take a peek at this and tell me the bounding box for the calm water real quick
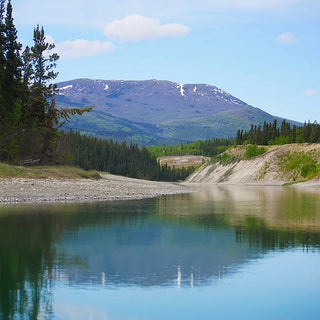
[1,185,320,320]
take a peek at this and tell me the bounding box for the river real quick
[1,185,320,319]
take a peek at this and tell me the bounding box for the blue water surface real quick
[1,185,320,320]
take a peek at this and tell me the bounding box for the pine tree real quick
[0,1,91,163]
[0,0,6,123]
[3,0,22,113]
[29,25,59,126]
[20,46,33,124]
[0,0,23,161]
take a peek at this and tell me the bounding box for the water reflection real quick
[1,186,320,319]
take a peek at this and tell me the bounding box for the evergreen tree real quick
[2,0,21,111]
[236,119,320,146]
[0,1,91,163]
[0,0,22,161]
[29,25,59,126]
[0,0,6,123]
[20,46,33,124]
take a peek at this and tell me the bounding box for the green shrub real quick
[301,163,317,178]
[278,150,320,180]
[214,153,238,165]
[245,145,266,158]
[268,136,290,146]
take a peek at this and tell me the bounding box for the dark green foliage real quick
[199,138,235,157]
[0,1,5,96]
[0,1,89,164]
[28,25,59,126]
[236,119,320,146]
[0,0,22,162]
[57,130,194,181]
[2,0,21,113]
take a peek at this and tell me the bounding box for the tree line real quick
[57,130,194,181]
[148,138,235,158]
[236,119,320,145]
[0,0,89,164]
[198,138,235,156]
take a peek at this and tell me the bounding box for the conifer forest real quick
[0,0,194,181]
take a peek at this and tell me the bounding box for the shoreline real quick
[0,174,192,204]
[184,179,320,188]
[1,174,320,205]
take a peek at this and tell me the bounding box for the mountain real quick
[56,78,299,145]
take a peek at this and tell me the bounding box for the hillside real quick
[187,144,320,185]
[56,79,300,145]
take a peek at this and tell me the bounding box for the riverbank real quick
[187,143,320,185]
[0,174,191,204]
[2,173,320,205]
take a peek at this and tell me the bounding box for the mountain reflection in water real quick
[1,185,320,319]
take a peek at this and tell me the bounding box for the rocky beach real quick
[0,174,191,204]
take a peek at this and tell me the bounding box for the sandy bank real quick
[187,144,320,186]
[182,180,320,189]
[290,179,320,188]
[0,174,191,204]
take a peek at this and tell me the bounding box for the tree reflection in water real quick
[0,210,56,319]
[0,185,320,319]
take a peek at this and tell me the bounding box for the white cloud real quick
[103,15,190,42]
[275,32,297,44]
[55,39,114,59]
[304,89,318,96]
[44,34,55,45]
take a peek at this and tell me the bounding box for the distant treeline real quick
[198,138,235,156]
[236,120,320,145]
[148,138,235,158]
[58,130,195,181]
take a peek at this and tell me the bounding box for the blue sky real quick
[13,0,320,123]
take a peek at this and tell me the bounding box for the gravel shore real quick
[0,174,191,204]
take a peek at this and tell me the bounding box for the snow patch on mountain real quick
[59,85,73,91]
[213,88,228,96]
[177,83,185,97]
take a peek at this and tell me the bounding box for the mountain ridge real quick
[56,78,300,145]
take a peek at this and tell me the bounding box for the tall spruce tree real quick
[29,25,59,126]
[0,0,23,161]
[20,45,33,125]
[0,0,6,125]
[3,0,22,114]
[0,1,91,163]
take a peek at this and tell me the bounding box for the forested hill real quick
[56,79,301,145]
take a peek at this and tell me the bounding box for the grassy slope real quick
[0,163,101,179]
[147,141,202,158]
[62,106,301,146]
[63,110,167,145]
[160,107,296,140]
[213,144,320,183]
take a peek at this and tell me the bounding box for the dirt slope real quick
[187,144,320,185]
[158,155,210,168]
